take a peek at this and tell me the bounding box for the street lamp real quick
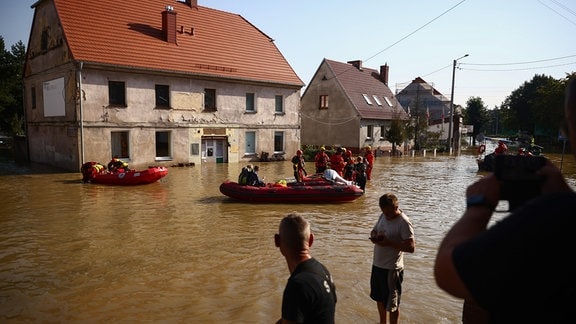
[447,54,468,153]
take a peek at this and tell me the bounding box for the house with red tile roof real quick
[23,0,304,171]
[300,59,409,154]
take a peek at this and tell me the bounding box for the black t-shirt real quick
[453,192,576,323]
[281,258,336,324]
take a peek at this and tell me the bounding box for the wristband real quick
[466,195,495,210]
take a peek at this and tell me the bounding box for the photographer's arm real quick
[537,160,572,194]
[434,175,500,299]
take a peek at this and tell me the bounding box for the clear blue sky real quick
[2,0,575,109]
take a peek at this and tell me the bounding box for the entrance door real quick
[201,137,228,163]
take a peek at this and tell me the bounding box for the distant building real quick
[300,59,408,154]
[396,77,464,146]
[23,0,303,171]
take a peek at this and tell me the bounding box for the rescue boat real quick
[219,179,364,203]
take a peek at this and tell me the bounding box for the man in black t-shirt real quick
[274,214,336,324]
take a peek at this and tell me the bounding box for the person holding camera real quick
[434,78,576,323]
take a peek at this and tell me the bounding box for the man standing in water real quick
[434,78,576,322]
[275,213,336,324]
[369,193,415,324]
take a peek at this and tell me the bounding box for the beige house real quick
[300,59,408,154]
[23,0,304,171]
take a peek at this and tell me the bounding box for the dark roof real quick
[42,0,303,87]
[324,59,407,120]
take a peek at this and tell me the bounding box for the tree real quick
[501,74,555,135]
[0,36,26,136]
[463,97,489,146]
[385,116,405,155]
[500,73,574,145]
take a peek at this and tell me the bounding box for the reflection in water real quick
[1,152,575,323]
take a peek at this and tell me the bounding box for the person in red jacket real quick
[291,150,306,182]
[494,140,508,155]
[329,147,345,176]
[314,146,330,174]
[364,146,375,180]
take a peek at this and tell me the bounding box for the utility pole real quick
[447,54,468,153]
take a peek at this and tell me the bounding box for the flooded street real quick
[1,151,575,323]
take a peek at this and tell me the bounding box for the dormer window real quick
[384,97,393,107]
[362,94,373,105]
[372,95,382,106]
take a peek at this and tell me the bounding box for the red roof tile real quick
[50,0,303,87]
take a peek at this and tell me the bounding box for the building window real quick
[155,131,171,160]
[204,88,216,111]
[246,93,255,112]
[190,143,200,156]
[108,81,126,107]
[384,97,393,107]
[319,95,328,109]
[362,94,373,105]
[245,131,256,154]
[275,95,284,113]
[372,95,382,106]
[111,131,130,159]
[367,125,374,139]
[31,86,36,109]
[274,131,284,153]
[380,126,386,139]
[155,84,170,108]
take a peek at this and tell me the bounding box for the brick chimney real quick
[162,6,177,44]
[347,60,363,70]
[185,0,198,8]
[380,64,389,85]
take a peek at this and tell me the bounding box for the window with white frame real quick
[367,125,374,139]
[362,94,373,105]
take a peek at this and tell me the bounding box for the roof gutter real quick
[77,61,85,166]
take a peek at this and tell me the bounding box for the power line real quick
[538,0,576,26]
[462,61,576,72]
[463,54,576,66]
[363,0,468,64]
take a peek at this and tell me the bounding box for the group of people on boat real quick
[236,145,374,192]
[314,145,373,190]
[238,164,265,187]
[81,158,130,183]
[289,146,373,191]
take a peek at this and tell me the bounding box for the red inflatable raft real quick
[82,163,168,186]
[219,180,364,203]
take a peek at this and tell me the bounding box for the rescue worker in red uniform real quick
[364,146,375,180]
[314,146,330,174]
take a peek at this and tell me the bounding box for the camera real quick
[494,155,547,211]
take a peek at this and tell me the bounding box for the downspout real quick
[77,61,84,166]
